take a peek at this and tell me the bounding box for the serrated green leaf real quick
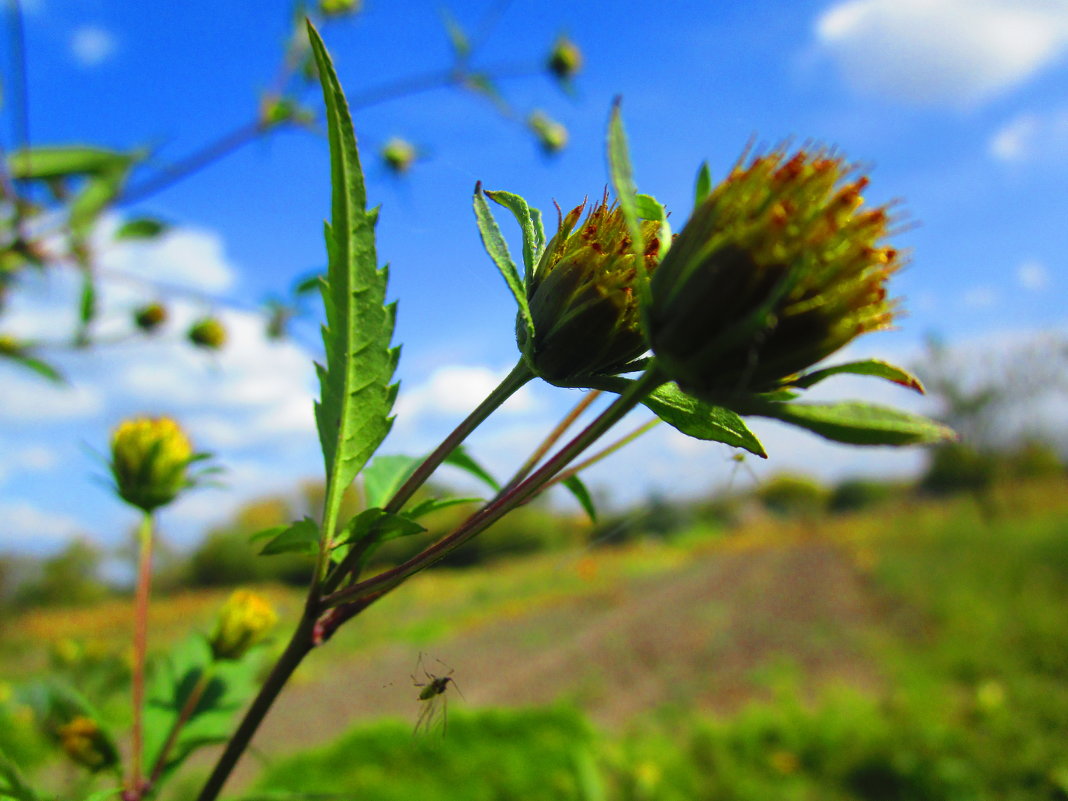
[472,184,535,342]
[115,216,169,241]
[694,161,711,208]
[362,454,420,508]
[444,444,500,491]
[6,146,130,180]
[791,359,926,393]
[406,496,481,518]
[562,474,597,522]
[752,401,956,446]
[483,189,544,279]
[255,518,320,556]
[308,23,399,494]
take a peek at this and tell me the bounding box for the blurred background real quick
[1,1,1067,799]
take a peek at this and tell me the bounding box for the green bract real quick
[109,417,196,512]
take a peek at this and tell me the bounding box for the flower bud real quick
[110,417,194,512]
[520,195,661,385]
[55,716,118,773]
[209,589,278,661]
[0,333,21,356]
[319,0,361,17]
[134,302,167,333]
[381,137,417,174]
[546,35,582,82]
[188,317,227,350]
[528,111,568,155]
[648,147,901,401]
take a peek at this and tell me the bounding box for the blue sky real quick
[1,0,1066,555]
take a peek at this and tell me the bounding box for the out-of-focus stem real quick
[128,512,154,798]
[500,390,601,493]
[547,418,660,490]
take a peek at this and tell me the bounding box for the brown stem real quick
[547,418,660,490]
[128,513,154,798]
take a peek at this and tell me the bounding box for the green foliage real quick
[188,527,311,588]
[757,474,830,518]
[829,478,901,513]
[13,540,109,608]
[308,23,399,502]
[750,400,956,447]
[251,707,598,801]
[920,443,997,497]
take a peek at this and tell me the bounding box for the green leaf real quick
[791,359,926,393]
[472,184,535,342]
[562,475,597,522]
[694,161,712,208]
[483,189,545,280]
[642,383,767,457]
[308,22,399,494]
[293,271,325,295]
[253,518,320,556]
[115,217,169,241]
[1,351,64,383]
[634,193,671,258]
[607,101,648,301]
[406,496,482,518]
[362,454,420,508]
[753,401,956,446]
[440,8,470,60]
[77,270,96,337]
[0,750,46,801]
[6,146,131,180]
[83,789,122,801]
[339,507,425,548]
[444,444,500,491]
[69,168,131,236]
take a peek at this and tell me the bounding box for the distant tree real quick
[14,538,109,607]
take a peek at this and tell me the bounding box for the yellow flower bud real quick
[188,316,227,349]
[110,416,194,512]
[209,590,278,661]
[520,195,661,385]
[528,111,568,155]
[381,137,417,174]
[56,716,118,773]
[134,302,167,332]
[547,35,582,82]
[648,146,901,402]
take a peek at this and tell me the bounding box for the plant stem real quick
[128,512,154,798]
[499,390,601,493]
[325,367,664,607]
[547,418,660,490]
[195,610,317,801]
[147,665,214,789]
[323,360,534,595]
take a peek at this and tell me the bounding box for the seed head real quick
[209,589,279,661]
[520,193,660,385]
[110,417,195,512]
[647,146,901,401]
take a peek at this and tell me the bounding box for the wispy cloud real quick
[70,25,117,68]
[989,109,1068,163]
[814,0,1068,106]
[1017,260,1051,291]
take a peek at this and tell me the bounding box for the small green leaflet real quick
[251,518,320,556]
[607,101,651,312]
[6,145,132,180]
[562,474,597,522]
[643,383,767,457]
[338,507,425,549]
[472,183,535,343]
[406,496,482,518]
[483,189,546,280]
[115,217,169,241]
[362,454,420,508]
[1,351,64,383]
[753,401,956,446]
[307,22,400,494]
[790,359,926,393]
[694,161,712,208]
[444,444,500,492]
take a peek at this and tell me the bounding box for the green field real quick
[3,478,1067,800]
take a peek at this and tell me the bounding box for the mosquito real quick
[411,653,464,735]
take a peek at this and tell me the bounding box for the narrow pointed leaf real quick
[7,145,131,180]
[694,161,711,208]
[308,22,399,493]
[753,401,956,446]
[406,496,482,518]
[607,102,642,255]
[473,183,535,341]
[115,217,169,241]
[791,359,926,393]
[444,444,500,491]
[562,474,597,522]
[2,351,64,383]
[484,189,543,278]
[440,8,470,60]
[254,518,320,556]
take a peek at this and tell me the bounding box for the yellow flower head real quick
[209,590,279,661]
[110,416,195,512]
[56,716,118,773]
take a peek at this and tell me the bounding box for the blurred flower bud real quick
[518,194,661,385]
[319,0,362,17]
[528,111,568,155]
[188,317,227,350]
[110,417,195,512]
[381,137,417,174]
[56,716,118,773]
[209,589,278,661]
[0,333,21,356]
[648,147,901,401]
[134,302,167,333]
[546,35,582,82]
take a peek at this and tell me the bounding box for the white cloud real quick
[989,109,1068,163]
[0,500,83,550]
[394,364,537,426]
[1017,260,1051,290]
[98,220,237,294]
[70,25,116,68]
[815,0,1068,106]
[0,368,103,421]
[963,285,998,308]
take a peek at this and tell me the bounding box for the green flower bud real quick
[547,35,582,81]
[110,417,195,512]
[209,589,279,661]
[188,317,227,350]
[528,111,568,155]
[319,0,361,17]
[648,147,901,402]
[134,302,167,333]
[381,137,417,174]
[520,195,661,385]
[55,716,119,773]
[0,333,21,356]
